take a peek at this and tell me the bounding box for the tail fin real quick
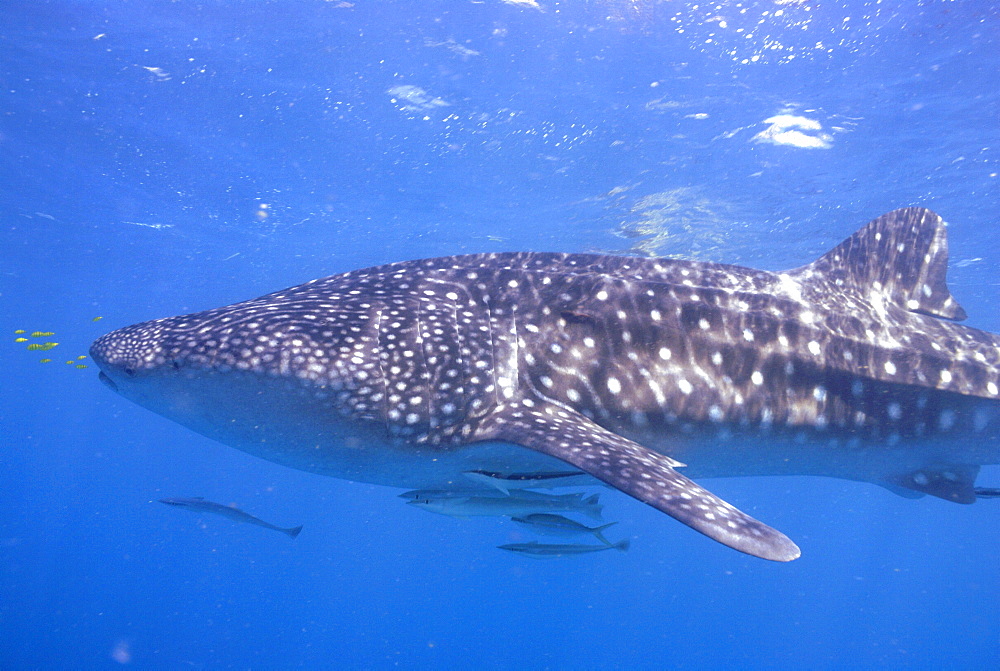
[613,538,630,552]
[283,525,303,539]
[591,521,618,546]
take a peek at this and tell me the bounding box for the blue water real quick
[2,1,998,668]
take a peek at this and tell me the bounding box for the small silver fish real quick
[398,488,497,500]
[974,487,1000,499]
[511,513,618,545]
[498,539,630,558]
[159,497,303,538]
[407,491,602,521]
[462,469,593,494]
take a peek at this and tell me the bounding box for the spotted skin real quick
[477,399,799,560]
[91,208,1000,561]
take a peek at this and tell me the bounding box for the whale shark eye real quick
[123,367,136,377]
[171,360,181,370]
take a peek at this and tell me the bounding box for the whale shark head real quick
[91,302,380,435]
[89,264,566,487]
[91,305,377,414]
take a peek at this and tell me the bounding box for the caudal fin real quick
[592,521,619,546]
[283,525,304,539]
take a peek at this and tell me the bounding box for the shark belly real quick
[628,417,996,503]
[114,368,573,489]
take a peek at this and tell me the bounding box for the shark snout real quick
[90,338,127,393]
[89,323,163,391]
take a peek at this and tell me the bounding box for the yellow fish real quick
[40,359,52,363]
[92,316,103,322]
[76,364,88,369]
[27,342,58,351]
[66,360,75,364]
[77,355,87,360]
[30,331,55,337]
[15,337,27,343]
[14,329,25,334]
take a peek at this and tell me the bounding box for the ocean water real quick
[2,1,998,668]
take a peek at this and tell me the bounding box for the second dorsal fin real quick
[793,207,967,320]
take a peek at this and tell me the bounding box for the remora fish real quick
[511,513,618,545]
[498,539,630,558]
[462,469,594,494]
[407,492,604,520]
[159,497,303,538]
[92,208,1000,562]
[398,488,496,500]
[399,487,576,500]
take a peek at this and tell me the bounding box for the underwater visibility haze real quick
[2,1,999,668]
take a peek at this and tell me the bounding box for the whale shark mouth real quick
[98,371,118,393]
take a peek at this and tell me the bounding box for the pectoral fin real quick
[475,399,801,562]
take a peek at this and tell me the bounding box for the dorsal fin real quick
[795,207,967,320]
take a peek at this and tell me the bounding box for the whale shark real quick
[90,208,1000,562]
